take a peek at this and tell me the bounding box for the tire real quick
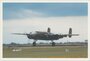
[52,42,55,46]
[33,42,36,46]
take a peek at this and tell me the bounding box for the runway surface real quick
[3,45,88,58]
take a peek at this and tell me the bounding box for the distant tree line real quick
[3,40,88,47]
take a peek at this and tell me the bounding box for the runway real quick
[3,45,87,58]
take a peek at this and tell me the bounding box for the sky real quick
[3,3,88,44]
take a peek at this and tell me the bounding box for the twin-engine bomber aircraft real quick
[13,28,79,46]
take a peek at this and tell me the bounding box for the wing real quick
[12,33,28,35]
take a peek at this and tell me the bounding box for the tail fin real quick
[69,28,72,38]
[47,27,51,33]
[68,28,79,38]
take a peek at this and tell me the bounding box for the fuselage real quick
[27,31,63,40]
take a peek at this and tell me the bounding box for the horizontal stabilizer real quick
[62,28,79,38]
[71,34,79,36]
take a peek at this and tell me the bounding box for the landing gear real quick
[32,40,37,46]
[33,42,36,46]
[51,40,55,46]
[52,42,55,46]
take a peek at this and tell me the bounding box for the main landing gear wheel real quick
[33,42,36,46]
[52,42,55,46]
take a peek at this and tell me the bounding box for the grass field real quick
[3,46,88,58]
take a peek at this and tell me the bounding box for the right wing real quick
[12,33,28,35]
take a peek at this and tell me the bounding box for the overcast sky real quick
[3,3,88,44]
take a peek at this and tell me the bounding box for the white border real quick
[0,1,2,60]
[2,1,89,3]
[1,1,90,61]
[88,1,90,60]
[2,0,89,3]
